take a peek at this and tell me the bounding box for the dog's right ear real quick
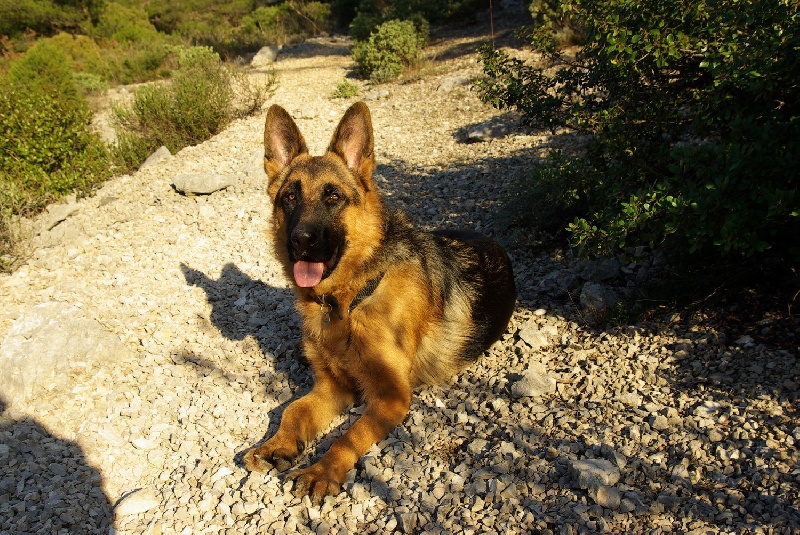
[264,105,308,199]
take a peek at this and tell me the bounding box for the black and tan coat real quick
[243,102,516,501]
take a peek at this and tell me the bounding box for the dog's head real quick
[263,102,383,291]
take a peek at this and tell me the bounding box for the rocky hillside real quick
[1,11,798,534]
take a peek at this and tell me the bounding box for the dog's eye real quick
[328,192,340,202]
[285,192,296,203]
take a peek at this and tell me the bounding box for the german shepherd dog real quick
[243,102,516,501]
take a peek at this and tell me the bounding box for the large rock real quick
[115,487,161,516]
[511,366,557,398]
[139,145,172,169]
[538,269,580,298]
[251,45,281,68]
[172,173,234,195]
[568,458,621,490]
[41,194,80,232]
[575,257,621,282]
[579,282,620,315]
[0,302,132,405]
[437,75,472,92]
[517,319,558,351]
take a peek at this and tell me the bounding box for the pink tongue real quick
[293,261,325,287]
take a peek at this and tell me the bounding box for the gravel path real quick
[1,15,799,535]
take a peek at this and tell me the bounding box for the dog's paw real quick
[242,439,302,473]
[285,463,344,504]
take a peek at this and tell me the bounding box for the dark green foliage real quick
[343,0,486,39]
[477,0,800,259]
[232,2,332,53]
[86,1,176,84]
[138,0,332,57]
[0,41,110,269]
[352,19,426,83]
[0,41,109,199]
[527,0,582,46]
[0,0,103,38]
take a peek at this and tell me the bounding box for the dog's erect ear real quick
[264,105,308,193]
[328,102,375,189]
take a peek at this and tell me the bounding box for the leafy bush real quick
[352,19,426,83]
[527,0,582,46]
[331,79,360,99]
[0,0,102,38]
[112,46,275,172]
[87,2,176,84]
[233,2,332,51]
[0,41,110,270]
[477,0,800,260]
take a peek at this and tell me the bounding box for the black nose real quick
[291,226,318,250]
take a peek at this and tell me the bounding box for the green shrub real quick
[331,79,360,99]
[5,40,83,109]
[477,0,800,260]
[87,2,176,84]
[352,19,426,83]
[0,42,110,269]
[527,0,583,46]
[0,0,101,38]
[112,46,275,172]
[47,33,111,82]
[90,1,162,44]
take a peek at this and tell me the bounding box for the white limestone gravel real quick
[1,13,798,535]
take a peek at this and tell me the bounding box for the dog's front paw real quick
[243,437,303,473]
[286,462,344,503]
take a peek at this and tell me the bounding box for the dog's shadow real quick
[179,262,312,464]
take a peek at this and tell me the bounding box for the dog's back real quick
[374,209,516,385]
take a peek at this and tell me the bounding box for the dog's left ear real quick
[328,102,375,190]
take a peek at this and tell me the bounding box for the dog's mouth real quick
[293,249,339,288]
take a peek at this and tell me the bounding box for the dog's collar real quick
[314,272,385,324]
[349,272,385,313]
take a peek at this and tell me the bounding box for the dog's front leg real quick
[287,379,411,502]
[243,373,356,473]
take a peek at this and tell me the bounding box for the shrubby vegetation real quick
[343,0,483,41]
[0,1,284,269]
[112,46,274,172]
[352,19,426,83]
[0,0,103,38]
[0,40,109,270]
[331,78,360,99]
[134,0,331,57]
[0,0,492,268]
[478,0,800,264]
[345,0,486,83]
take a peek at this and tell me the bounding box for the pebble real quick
[511,368,557,398]
[592,485,621,510]
[116,488,161,515]
[140,146,172,169]
[568,459,621,490]
[171,173,234,195]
